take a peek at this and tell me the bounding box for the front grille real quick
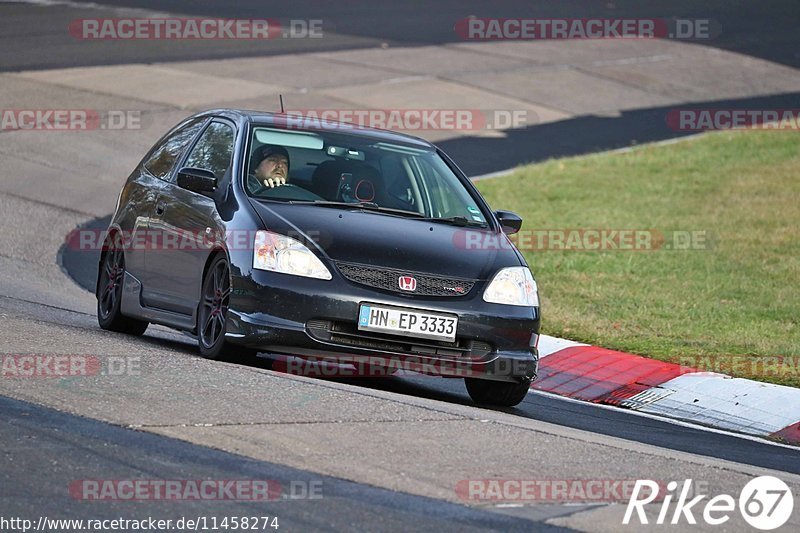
[306,319,493,359]
[335,261,477,297]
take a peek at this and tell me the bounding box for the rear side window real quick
[144,118,206,180]
[184,122,236,179]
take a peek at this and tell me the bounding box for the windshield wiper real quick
[418,215,488,228]
[293,200,425,219]
[292,201,487,227]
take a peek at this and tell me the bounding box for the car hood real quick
[248,200,522,280]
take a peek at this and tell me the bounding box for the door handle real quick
[155,204,165,216]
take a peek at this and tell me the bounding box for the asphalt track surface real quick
[2,1,799,175]
[2,292,798,530]
[2,395,561,532]
[2,0,798,71]
[1,1,800,531]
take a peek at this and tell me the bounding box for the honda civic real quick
[96,109,540,406]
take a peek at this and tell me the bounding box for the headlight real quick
[253,230,332,280]
[483,267,539,306]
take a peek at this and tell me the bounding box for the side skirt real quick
[121,272,196,332]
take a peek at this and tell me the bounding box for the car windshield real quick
[245,126,488,225]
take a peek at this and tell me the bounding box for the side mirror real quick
[177,167,217,194]
[495,210,523,234]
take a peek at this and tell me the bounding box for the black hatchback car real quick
[96,109,540,406]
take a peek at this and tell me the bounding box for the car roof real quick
[200,108,435,149]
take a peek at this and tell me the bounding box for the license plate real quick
[358,303,458,342]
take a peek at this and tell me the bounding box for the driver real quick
[249,145,290,190]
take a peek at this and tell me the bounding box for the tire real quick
[196,254,255,361]
[465,377,532,407]
[97,242,149,335]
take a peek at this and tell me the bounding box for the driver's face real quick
[256,154,288,179]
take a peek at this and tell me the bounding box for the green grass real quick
[476,130,800,386]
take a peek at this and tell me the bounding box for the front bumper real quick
[225,269,540,382]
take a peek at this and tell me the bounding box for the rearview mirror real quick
[177,167,217,194]
[495,210,523,234]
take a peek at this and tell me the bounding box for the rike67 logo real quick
[624,476,794,530]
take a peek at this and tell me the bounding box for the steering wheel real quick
[255,183,324,201]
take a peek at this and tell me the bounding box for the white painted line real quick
[538,334,588,358]
[378,75,436,85]
[528,388,799,450]
[470,167,522,182]
[0,0,178,17]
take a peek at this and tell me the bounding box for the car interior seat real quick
[310,160,354,200]
[349,163,387,205]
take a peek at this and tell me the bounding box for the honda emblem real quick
[398,276,417,291]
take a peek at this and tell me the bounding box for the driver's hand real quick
[263,177,286,188]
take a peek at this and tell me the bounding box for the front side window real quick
[184,122,235,179]
[143,118,206,180]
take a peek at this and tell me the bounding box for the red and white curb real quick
[265,336,800,446]
[535,335,800,446]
